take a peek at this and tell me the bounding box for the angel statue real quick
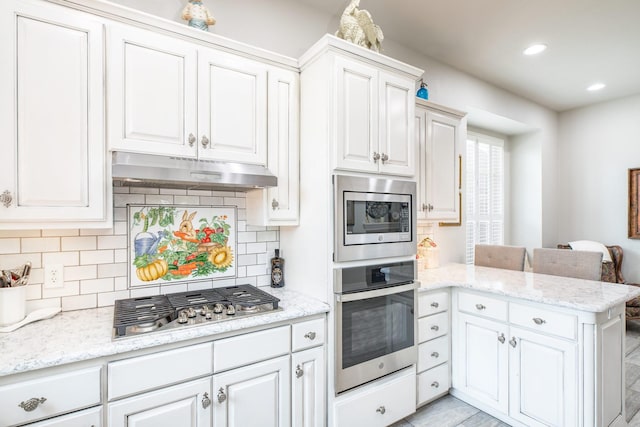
[182,0,216,31]
[335,0,384,52]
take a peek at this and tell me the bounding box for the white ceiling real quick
[297,0,640,112]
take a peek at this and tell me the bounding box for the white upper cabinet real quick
[0,0,110,228]
[416,100,466,221]
[334,55,417,177]
[107,24,198,157]
[108,24,275,166]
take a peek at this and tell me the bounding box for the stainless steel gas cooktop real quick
[113,284,281,339]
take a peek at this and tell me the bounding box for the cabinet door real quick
[378,71,415,176]
[108,377,212,427]
[246,67,299,226]
[509,327,577,427]
[292,347,325,427]
[0,0,108,225]
[213,355,290,427]
[454,313,508,413]
[198,50,267,165]
[27,406,102,427]
[107,24,198,157]
[415,107,428,219]
[423,109,463,221]
[334,56,378,173]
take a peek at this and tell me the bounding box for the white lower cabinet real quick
[212,355,290,427]
[108,377,212,427]
[452,289,621,427]
[26,407,103,427]
[292,346,325,427]
[333,367,416,427]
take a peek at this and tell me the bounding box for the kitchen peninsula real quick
[417,263,640,427]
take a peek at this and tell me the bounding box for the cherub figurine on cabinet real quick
[335,0,383,52]
[182,0,216,31]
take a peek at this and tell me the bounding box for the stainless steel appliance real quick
[333,174,417,262]
[112,284,281,339]
[334,260,417,393]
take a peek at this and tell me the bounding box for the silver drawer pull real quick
[188,133,196,147]
[18,397,46,412]
[376,406,386,414]
[431,325,439,331]
[498,333,506,344]
[201,392,211,409]
[0,190,13,208]
[475,303,486,310]
[509,337,517,348]
[217,387,227,403]
[295,364,303,378]
[201,135,210,148]
[533,317,546,325]
[430,302,439,308]
[304,331,316,340]
[431,351,439,358]
[431,381,440,388]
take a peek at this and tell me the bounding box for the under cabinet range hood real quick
[112,152,277,191]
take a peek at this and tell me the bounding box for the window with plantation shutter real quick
[466,132,505,264]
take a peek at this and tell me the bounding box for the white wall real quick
[558,94,640,283]
[111,0,558,264]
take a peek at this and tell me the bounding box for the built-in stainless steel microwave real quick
[333,174,417,262]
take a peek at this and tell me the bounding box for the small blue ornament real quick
[417,79,429,100]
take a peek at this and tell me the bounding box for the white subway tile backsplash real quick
[62,294,97,311]
[1,185,279,312]
[80,250,114,265]
[98,235,127,250]
[22,237,60,253]
[80,278,114,294]
[61,236,97,251]
[43,251,79,266]
[0,238,20,254]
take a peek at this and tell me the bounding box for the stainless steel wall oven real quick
[334,260,417,394]
[333,174,417,262]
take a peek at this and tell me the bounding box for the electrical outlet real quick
[44,264,64,289]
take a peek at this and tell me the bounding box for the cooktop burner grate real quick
[113,284,280,338]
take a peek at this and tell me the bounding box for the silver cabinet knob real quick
[19,397,46,412]
[373,152,381,162]
[422,203,428,211]
[430,302,439,308]
[533,317,546,325]
[217,387,227,403]
[304,331,316,340]
[431,325,439,331]
[188,133,196,147]
[272,198,279,210]
[380,153,389,163]
[376,406,386,414]
[295,364,303,378]
[431,381,440,388]
[498,333,506,344]
[475,303,486,310]
[201,135,210,148]
[431,351,439,358]
[201,392,211,409]
[509,337,517,348]
[0,190,13,208]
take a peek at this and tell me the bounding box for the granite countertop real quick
[418,263,640,312]
[0,288,329,377]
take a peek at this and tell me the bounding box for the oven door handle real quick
[336,283,416,302]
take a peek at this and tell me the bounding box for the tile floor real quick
[392,320,640,427]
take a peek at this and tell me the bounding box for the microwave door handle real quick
[337,283,416,302]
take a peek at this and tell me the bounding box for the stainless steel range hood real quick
[112,152,277,191]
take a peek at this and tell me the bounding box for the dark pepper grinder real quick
[270,249,284,288]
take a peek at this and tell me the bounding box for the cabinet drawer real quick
[334,367,416,427]
[214,325,290,372]
[418,311,448,342]
[108,342,212,400]
[458,291,508,321]
[509,302,577,340]
[0,366,101,426]
[417,363,450,406]
[418,291,449,316]
[292,317,325,352]
[27,406,102,427]
[418,335,449,372]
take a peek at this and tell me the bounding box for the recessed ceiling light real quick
[523,44,547,56]
[587,83,606,91]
